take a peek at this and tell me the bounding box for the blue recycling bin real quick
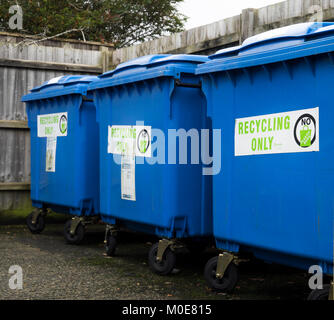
[88,54,212,274]
[196,22,334,295]
[22,75,100,244]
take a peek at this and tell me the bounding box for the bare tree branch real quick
[68,2,83,11]
[80,29,86,42]
[15,28,86,47]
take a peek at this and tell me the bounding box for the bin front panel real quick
[24,76,99,216]
[95,77,212,237]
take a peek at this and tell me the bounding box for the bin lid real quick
[213,22,334,58]
[22,75,98,102]
[88,54,208,90]
[196,22,334,74]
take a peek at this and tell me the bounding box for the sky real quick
[178,0,285,30]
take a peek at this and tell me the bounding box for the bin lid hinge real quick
[174,79,201,89]
[82,95,93,102]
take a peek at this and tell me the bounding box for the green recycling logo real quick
[59,115,68,134]
[137,129,150,154]
[294,114,316,148]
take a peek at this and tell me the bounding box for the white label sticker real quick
[37,112,68,137]
[235,107,319,156]
[121,155,136,201]
[46,137,57,172]
[108,125,151,157]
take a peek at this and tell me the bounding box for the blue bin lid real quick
[213,22,334,58]
[22,75,98,102]
[196,22,334,75]
[88,54,208,90]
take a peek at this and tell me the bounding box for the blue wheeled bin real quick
[22,75,100,244]
[88,54,212,274]
[196,22,334,298]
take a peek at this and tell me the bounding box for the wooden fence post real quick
[240,8,257,44]
[100,46,111,73]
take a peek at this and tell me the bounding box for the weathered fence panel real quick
[111,0,334,67]
[0,34,112,216]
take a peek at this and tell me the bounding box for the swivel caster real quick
[148,241,176,275]
[204,254,238,293]
[105,232,117,256]
[64,218,85,245]
[26,210,46,234]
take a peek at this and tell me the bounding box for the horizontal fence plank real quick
[0,120,29,129]
[0,58,102,74]
[0,182,30,191]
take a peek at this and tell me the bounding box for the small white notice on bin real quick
[108,125,151,201]
[38,112,68,137]
[46,137,57,172]
[121,155,136,201]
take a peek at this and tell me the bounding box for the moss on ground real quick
[0,208,67,225]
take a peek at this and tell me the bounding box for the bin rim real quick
[87,54,208,91]
[212,22,334,59]
[196,22,334,76]
[22,75,98,102]
[99,54,208,79]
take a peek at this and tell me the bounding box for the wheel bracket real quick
[329,281,334,301]
[216,252,234,279]
[70,217,85,235]
[31,208,47,225]
[104,224,118,244]
[156,239,174,262]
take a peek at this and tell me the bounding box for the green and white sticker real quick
[108,125,151,202]
[108,125,151,157]
[37,112,68,137]
[235,107,319,156]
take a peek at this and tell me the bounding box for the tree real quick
[0,0,186,47]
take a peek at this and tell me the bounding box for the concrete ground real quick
[0,222,313,300]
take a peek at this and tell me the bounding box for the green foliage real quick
[0,0,186,47]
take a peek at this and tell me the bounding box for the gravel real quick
[0,224,311,300]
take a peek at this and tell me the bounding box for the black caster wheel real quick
[105,232,117,256]
[148,242,176,275]
[307,284,330,300]
[204,256,238,293]
[64,219,85,245]
[26,212,45,234]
